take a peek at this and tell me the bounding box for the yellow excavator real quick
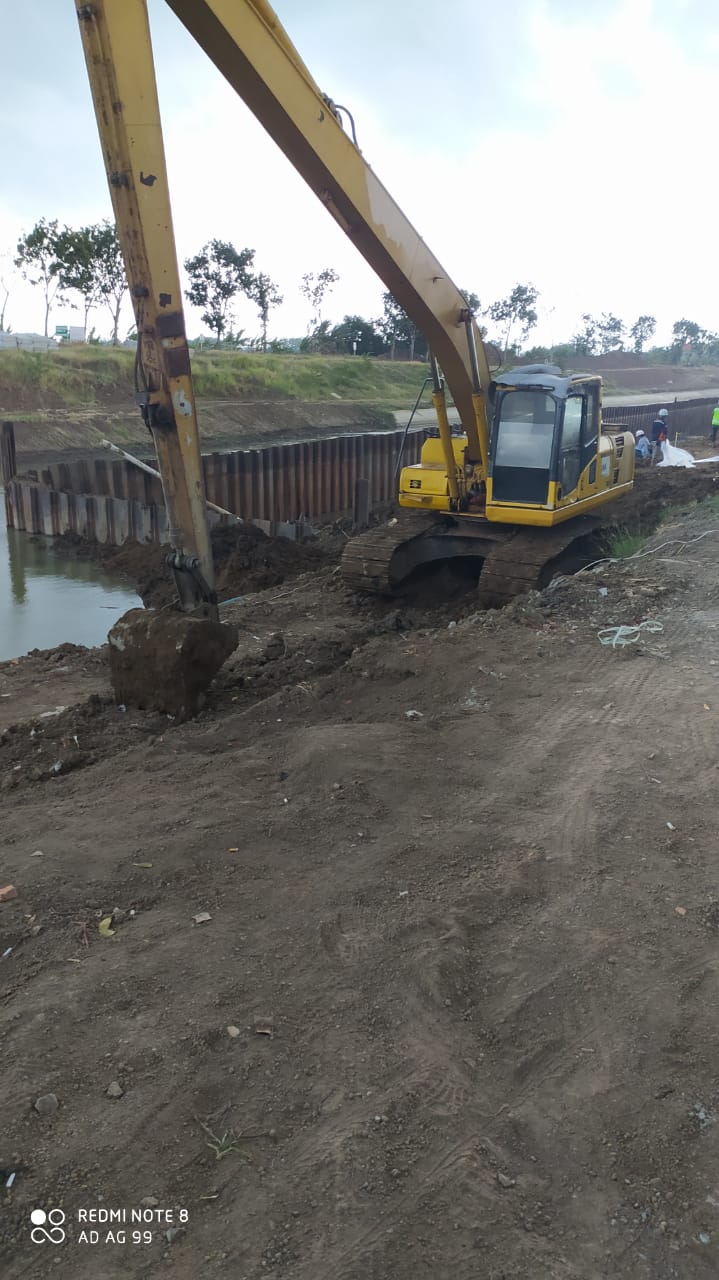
[74,0,634,710]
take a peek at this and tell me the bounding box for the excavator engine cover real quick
[107,609,238,721]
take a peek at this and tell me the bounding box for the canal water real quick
[0,510,141,661]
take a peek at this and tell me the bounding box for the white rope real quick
[597,620,664,648]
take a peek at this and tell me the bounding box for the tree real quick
[596,313,625,354]
[300,268,339,334]
[572,314,598,356]
[184,239,255,346]
[330,314,385,356]
[93,221,131,346]
[461,290,481,316]
[595,312,625,354]
[629,314,656,354]
[248,272,283,353]
[548,342,577,369]
[54,224,105,336]
[488,283,539,358]
[671,318,716,364]
[377,291,427,360]
[299,319,335,354]
[15,218,66,336]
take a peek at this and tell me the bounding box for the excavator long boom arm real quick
[164,0,490,465]
[79,0,491,478]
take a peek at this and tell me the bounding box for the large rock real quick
[108,609,238,721]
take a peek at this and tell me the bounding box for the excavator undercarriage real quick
[340,514,604,608]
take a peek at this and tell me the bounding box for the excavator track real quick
[476,515,603,608]
[340,517,438,594]
[341,513,604,604]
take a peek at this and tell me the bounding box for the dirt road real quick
[2,487,719,1278]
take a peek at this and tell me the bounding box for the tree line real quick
[6,218,719,367]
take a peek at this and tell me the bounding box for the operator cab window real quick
[494,391,556,469]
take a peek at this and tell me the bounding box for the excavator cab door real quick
[558,385,601,499]
[558,395,583,495]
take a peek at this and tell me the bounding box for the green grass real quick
[692,493,719,517]
[606,528,649,559]
[0,347,427,411]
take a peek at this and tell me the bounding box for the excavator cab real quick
[485,364,633,526]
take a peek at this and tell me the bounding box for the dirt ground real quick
[4,473,719,1278]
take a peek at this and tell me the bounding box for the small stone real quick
[140,1197,159,1209]
[106,1081,124,1099]
[165,1227,182,1244]
[405,709,423,721]
[34,1093,59,1115]
[497,1172,516,1189]
[227,1025,241,1038]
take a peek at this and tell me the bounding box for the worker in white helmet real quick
[634,428,650,460]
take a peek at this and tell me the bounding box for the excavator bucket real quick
[107,609,238,722]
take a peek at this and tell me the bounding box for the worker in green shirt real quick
[712,402,719,447]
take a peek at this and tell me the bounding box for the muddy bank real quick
[49,463,719,607]
[608,459,719,530]
[52,521,347,609]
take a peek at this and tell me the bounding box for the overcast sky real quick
[1,0,716,348]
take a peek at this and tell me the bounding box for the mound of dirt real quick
[607,460,719,531]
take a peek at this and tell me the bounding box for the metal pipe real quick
[430,356,460,504]
[463,314,482,394]
[463,315,490,468]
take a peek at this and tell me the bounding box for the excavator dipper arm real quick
[75,0,216,617]
[75,1,240,720]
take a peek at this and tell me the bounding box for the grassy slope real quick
[0,347,426,412]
